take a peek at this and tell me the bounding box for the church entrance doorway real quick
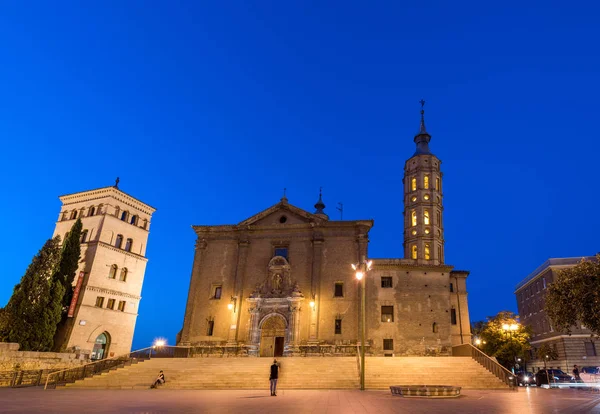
[91,332,110,361]
[259,315,286,357]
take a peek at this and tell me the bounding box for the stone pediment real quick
[238,200,322,227]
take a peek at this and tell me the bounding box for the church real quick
[177,105,472,357]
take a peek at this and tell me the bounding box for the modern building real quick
[177,105,472,356]
[515,256,599,371]
[52,181,155,359]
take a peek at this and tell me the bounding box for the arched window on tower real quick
[424,243,431,260]
[88,206,96,217]
[61,211,68,221]
[121,211,128,221]
[411,245,417,260]
[411,210,417,227]
[142,219,148,230]
[424,175,430,189]
[125,238,133,252]
[109,264,117,279]
[81,230,88,243]
[411,177,417,192]
[424,210,430,225]
[130,215,138,226]
[70,210,77,220]
[119,267,128,282]
[115,234,123,249]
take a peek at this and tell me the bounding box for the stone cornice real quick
[85,285,141,300]
[97,241,148,262]
[59,186,156,215]
[371,258,454,272]
[193,219,374,237]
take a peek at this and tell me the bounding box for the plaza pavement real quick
[0,387,599,413]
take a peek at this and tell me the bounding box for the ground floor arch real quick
[91,331,111,361]
[259,314,287,357]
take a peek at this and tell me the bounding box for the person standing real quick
[269,359,280,396]
[573,365,582,383]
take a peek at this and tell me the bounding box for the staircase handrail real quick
[44,346,155,389]
[452,343,517,390]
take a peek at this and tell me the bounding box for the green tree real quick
[478,311,532,370]
[54,218,82,315]
[545,254,600,336]
[0,236,64,351]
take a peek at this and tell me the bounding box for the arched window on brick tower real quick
[109,264,118,279]
[125,238,132,252]
[120,268,128,282]
[115,234,123,249]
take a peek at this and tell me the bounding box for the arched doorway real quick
[91,332,110,361]
[259,315,287,357]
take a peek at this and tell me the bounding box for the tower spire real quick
[314,187,327,217]
[413,99,433,156]
[419,99,427,133]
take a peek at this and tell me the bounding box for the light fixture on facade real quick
[79,320,86,326]
[228,296,237,312]
[309,294,316,310]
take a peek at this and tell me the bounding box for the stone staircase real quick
[65,356,508,390]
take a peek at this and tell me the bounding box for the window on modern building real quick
[125,238,133,252]
[335,319,342,335]
[381,306,394,322]
[95,296,105,307]
[542,277,547,289]
[381,277,393,288]
[449,283,454,293]
[130,215,138,225]
[109,265,117,279]
[207,320,215,336]
[107,299,115,310]
[70,210,77,220]
[411,210,417,227]
[435,177,440,191]
[118,301,126,312]
[411,177,417,191]
[383,339,394,351]
[334,282,344,297]
[119,268,128,282]
[120,211,128,221]
[585,342,597,357]
[411,245,417,260]
[81,230,88,243]
[424,243,431,260]
[115,235,123,249]
[424,175,430,189]
[213,286,222,299]
[433,322,439,333]
[424,210,430,225]
[451,308,457,325]
[274,247,288,260]
[88,206,96,217]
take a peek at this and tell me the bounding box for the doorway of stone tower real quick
[274,337,285,357]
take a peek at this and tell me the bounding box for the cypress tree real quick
[0,236,63,351]
[55,218,82,315]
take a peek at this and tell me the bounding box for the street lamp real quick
[475,338,481,347]
[352,258,372,391]
[502,322,520,373]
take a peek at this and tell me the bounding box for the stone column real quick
[230,239,250,344]
[180,239,208,345]
[284,298,302,356]
[309,234,324,341]
[246,300,261,357]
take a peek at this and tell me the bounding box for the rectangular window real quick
[585,342,597,357]
[334,282,344,297]
[424,175,430,189]
[381,306,394,322]
[274,247,288,260]
[451,308,457,325]
[411,245,417,260]
[383,339,394,351]
[118,301,126,312]
[424,243,431,260]
[424,210,430,225]
[95,296,105,308]
[207,320,214,336]
[381,277,393,288]
[449,283,454,293]
[411,177,417,191]
[335,319,342,335]
[213,285,222,299]
[435,177,440,191]
[107,299,115,310]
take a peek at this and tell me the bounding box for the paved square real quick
[1,387,599,413]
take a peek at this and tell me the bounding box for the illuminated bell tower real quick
[403,101,445,265]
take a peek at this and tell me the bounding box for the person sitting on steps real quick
[150,370,165,389]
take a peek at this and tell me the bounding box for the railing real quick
[452,344,517,390]
[44,346,154,389]
[0,369,60,388]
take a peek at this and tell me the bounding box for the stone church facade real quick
[178,107,472,357]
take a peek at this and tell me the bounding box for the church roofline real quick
[59,186,156,212]
[192,219,374,235]
[370,258,454,272]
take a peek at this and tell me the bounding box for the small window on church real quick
[109,265,117,279]
[424,175,430,189]
[88,207,96,217]
[207,321,215,336]
[451,308,457,325]
[436,177,440,191]
[70,210,77,220]
[383,339,394,350]
[118,301,126,312]
[95,296,105,307]
[274,247,288,260]
[81,230,88,243]
[121,211,128,221]
[424,243,431,260]
[381,306,394,322]
[433,322,438,333]
[125,238,133,252]
[213,286,222,299]
[115,234,123,249]
[61,211,68,221]
[381,277,392,288]
[119,268,128,282]
[424,210,430,225]
[411,245,417,260]
[130,215,138,225]
[334,282,344,297]
[107,299,115,310]
[449,283,454,293]
[423,194,429,200]
[411,211,417,227]
[279,216,287,223]
[335,319,342,335]
[411,177,417,191]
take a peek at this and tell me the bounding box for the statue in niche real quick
[273,274,282,290]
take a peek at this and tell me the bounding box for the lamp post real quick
[352,258,372,391]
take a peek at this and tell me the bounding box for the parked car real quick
[534,369,574,387]
[580,366,600,383]
[516,371,534,386]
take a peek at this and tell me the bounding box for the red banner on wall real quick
[68,272,85,318]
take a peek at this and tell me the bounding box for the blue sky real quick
[0,1,598,350]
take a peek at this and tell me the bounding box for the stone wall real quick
[0,343,89,371]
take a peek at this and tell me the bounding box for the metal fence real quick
[452,343,518,390]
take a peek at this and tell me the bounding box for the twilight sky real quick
[0,1,598,350]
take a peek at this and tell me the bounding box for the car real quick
[580,366,600,383]
[516,371,534,386]
[534,369,574,387]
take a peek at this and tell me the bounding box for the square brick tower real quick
[52,181,155,359]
